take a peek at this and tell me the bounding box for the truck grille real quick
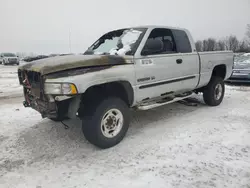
[8,58,17,63]
[18,70,56,117]
[18,70,41,85]
[18,69,44,99]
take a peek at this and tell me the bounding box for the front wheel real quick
[82,97,130,149]
[203,76,225,106]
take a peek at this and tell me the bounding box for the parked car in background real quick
[23,55,49,62]
[227,53,250,83]
[0,53,19,65]
[48,54,60,57]
[59,53,74,56]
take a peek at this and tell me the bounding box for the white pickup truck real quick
[18,25,234,148]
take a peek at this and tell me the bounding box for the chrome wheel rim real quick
[101,108,124,138]
[215,83,223,100]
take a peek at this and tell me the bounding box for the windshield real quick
[84,28,147,56]
[2,53,16,57]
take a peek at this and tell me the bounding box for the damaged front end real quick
[18,69,63,119]
[17,54,132,119]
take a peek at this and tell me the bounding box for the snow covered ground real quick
[0,64,23,99]
[0,65,250,188]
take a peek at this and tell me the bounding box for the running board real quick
[137,93,194,110]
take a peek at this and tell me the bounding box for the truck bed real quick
[197,51,234,88]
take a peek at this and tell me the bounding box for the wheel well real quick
[195,64,226,93]
[82,81,134,107]
[212,64,226,79]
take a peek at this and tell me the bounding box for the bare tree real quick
[202,40,209,51]
[238,41,246,52]
[202,38,216,51]
[224,35,239,52]
[238,40,250,53]
[207,38,216,51]
[16,52,28,58]
[195,25,250,52]
[229,35,239,52]
[216,40,226,51]
[246,24,250,41]
[195,40,203,52]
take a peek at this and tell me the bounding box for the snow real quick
[243,53,250,57]
[0,64,23,99]
[109,29,142,55]
[234,54,250,65]
[0,65,250,187]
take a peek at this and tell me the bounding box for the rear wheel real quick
[82,97,130,149]
[203,76,225,106]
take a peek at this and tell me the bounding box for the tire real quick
[82,97,130,149]
[203,76,225,106]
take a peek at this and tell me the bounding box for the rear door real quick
[134,28,199,102]
[171,29,200,89]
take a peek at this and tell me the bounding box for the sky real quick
[1,0,250,54]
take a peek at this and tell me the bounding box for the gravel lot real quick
[0,64,250,188]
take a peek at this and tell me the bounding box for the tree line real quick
[195,24,250,53]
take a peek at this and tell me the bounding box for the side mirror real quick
[141,39,164,56]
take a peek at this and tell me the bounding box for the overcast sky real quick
[1,0,250,54]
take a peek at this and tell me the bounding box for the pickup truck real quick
[18,25,234,149]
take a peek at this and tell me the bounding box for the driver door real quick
[134,28,197,102]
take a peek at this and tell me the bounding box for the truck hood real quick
[18,54,129,75]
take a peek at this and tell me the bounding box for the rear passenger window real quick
[172,29,192,53]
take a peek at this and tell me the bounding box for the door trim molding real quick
[139,75,196,89]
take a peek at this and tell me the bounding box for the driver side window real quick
[142,28,177,55]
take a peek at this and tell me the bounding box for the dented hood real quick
[18,54,127,75]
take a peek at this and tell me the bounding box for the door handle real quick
[176,59,183,64]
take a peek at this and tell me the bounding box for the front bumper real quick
[23,95,58,118]
[18,69,58,118]
[5,60,19,65]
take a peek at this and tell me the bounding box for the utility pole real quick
[69,29,72,53]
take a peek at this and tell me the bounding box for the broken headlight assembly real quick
[44,83,78,95]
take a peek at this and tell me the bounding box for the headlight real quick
[44,83,78,95]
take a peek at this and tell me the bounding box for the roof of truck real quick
[134,25,185,30]
[107,25,190,34]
